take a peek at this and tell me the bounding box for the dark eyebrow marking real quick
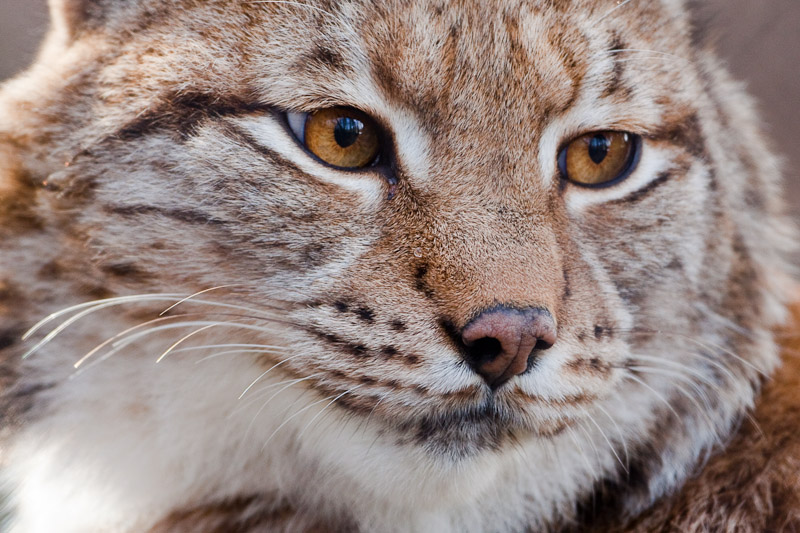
[112,91,267,142]
[647,112,708,159]
[220,121,309,173]
[296,43,347,73]
[602,35,631,98]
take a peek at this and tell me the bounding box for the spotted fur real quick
[0,0,797,531]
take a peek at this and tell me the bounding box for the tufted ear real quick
[683,0,718,48]
[48,0,116,40]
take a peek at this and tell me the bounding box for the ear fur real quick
[48,0,113,41]
[683,0,719,48]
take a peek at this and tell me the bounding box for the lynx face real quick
[0,0,794,531]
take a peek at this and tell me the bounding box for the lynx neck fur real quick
[0,0,798,531]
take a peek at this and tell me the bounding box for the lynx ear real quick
[48,0,114,40]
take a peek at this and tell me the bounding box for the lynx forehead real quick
[0,0,796,532]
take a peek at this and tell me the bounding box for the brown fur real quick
[616,299,800,533]
[0,1,797,532]
[147,496,338,533]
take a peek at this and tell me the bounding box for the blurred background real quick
[0,1,798,218]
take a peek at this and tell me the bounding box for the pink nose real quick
[461,306,557,389]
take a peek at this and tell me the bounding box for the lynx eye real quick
[286,107,381,169]
[558,131,641,187]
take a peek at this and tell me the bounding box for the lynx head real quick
[1,0,795,529]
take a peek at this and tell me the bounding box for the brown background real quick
[0,1,798,217]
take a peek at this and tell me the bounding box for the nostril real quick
[534,338,553,351]
[525,339,552,373]
[464,337,503,368]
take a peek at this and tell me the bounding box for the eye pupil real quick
[334,117,363,148]
[588,134,610,164]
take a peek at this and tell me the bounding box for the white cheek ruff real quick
[230,115,385,205]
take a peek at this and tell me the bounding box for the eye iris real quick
[588,134,610,164]
[302,107,381,169]
[334,117,363,148]
[560,131,639,187]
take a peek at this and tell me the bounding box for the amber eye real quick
[287,107,381,169]
[558,131,641,187]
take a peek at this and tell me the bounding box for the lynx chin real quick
[1,0,798,531]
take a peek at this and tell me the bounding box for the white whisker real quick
[593,403,630,472]
[632,354,730,393]
[230,373,324,417]
[262,385,363,451]
[297,386,364,439]
[177,343,289,355]
[195,348,288,364]
[630,366,721,443]
[239,353,308,399]
[691,303,757,338]
[241,374,321,439]
[597,0,636,22]
[23,294,185,358]
[24,291,287,361]
[73,314,182,369]
[622,373,682,421]
[156,325,218,363]
[167,297,288,318]
[669,333,768,378]
[565,425,597,481]
[110,321,285,353]
[23,293,184,341]
[362,392,390,432]
[74,320,285,376]
[625,327,769,378]
[576,419,602,464]
[72,313,287,370]
[632,364,713,404]
[606,48,689,64]
[586,409,627,473]
[159,285,240,316]
[674,351,740,385]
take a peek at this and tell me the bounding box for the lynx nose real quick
[461,306,557,389]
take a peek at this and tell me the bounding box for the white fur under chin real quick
[2,322,766,533]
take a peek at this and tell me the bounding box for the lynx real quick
[0,0,798,531]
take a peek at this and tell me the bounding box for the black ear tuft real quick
[49,0,112,40]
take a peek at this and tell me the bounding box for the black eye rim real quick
[557,131,643,189]
[278,106,395,175]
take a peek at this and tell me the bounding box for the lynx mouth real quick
[392,398,573,457]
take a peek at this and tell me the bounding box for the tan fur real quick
[0,1,797,531]
[148,303,800,532]
[629,321,800,532]
[577,298,800,532]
